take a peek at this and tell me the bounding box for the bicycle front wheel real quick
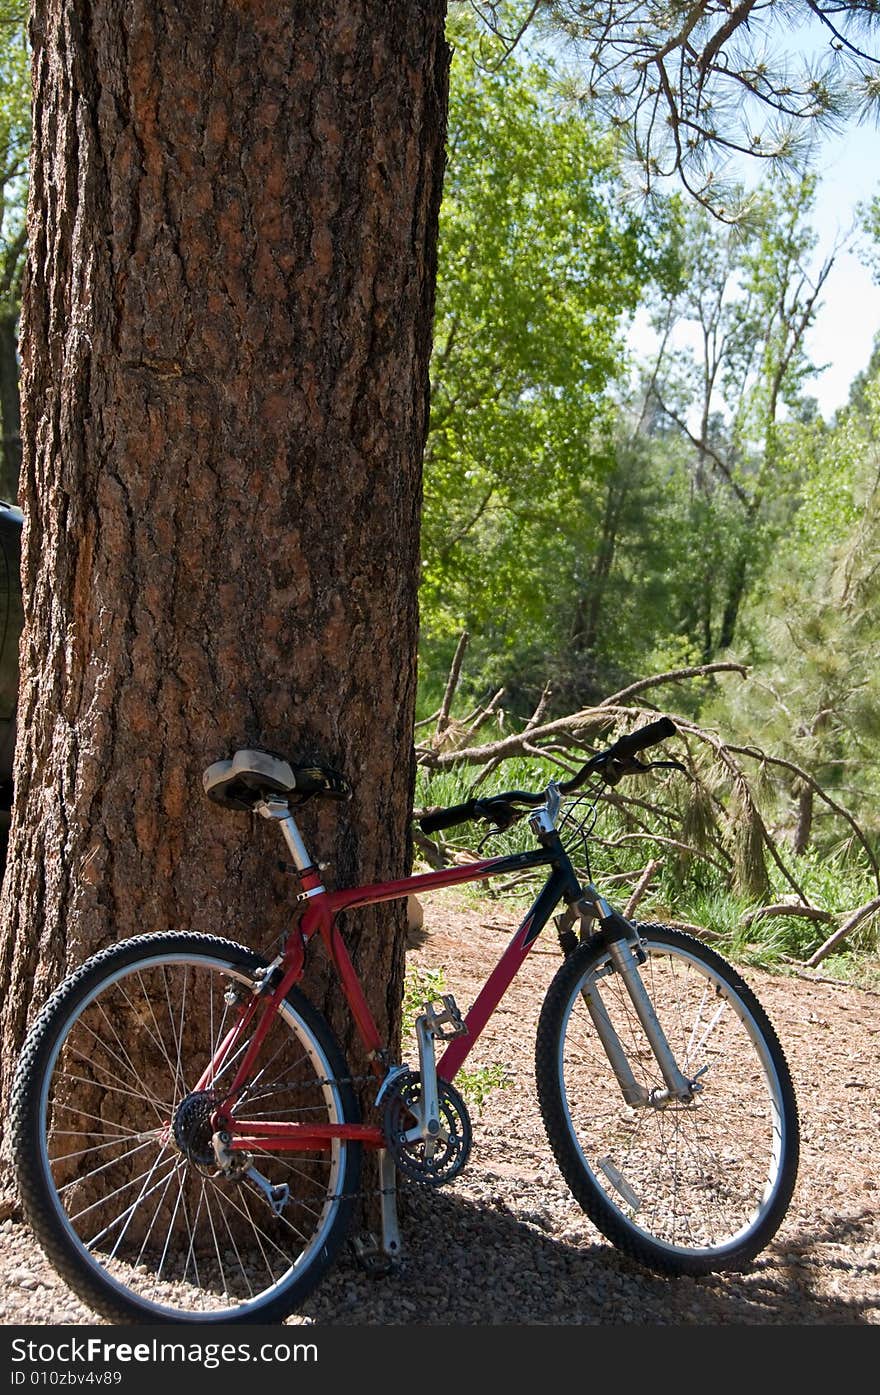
[535,924,799,1275]
[11,932,361,1324]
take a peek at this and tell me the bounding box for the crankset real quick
[382,1070,472,1186]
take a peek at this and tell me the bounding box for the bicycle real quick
[10,717,799,1324]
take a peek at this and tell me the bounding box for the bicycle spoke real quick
[72,1009,173,1117]
[56,1137,158,1195]
[81,1153,179,1245]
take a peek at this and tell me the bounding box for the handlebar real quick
[417,717,679,836]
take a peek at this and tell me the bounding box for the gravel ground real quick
[1,890,878,1326]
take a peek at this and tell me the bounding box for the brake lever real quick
[602,756,687,786]
[482,801,524,832]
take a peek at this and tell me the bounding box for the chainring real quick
[382,1070,472,1186]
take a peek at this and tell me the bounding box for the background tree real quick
[638,176,833,658]
[709,249,880,854]
[421,21,669,709]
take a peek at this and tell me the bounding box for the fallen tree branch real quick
[623,859,661,918]
[436,630,469,736]
[414,664,876,957]
[741,903,834,926]
[600,662,749,708]
[805,896,880,968]
[780,957,880,994]
[594,831,729,874]
[471,682,552,790]
[414,708,441,732]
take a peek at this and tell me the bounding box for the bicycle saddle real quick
[203,749,351,811]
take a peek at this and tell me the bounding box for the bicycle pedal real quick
[350,1231,393,1278]
[419,993,468,1040]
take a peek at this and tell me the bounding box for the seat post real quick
[256,798,319,879]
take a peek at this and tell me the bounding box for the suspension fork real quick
[571,896,693,1105]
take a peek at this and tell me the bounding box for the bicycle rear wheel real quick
[535,924,799,1275]
[11,932,361,1324]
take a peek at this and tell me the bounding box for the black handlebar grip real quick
[612,716,676,759]
[418,799,479,835]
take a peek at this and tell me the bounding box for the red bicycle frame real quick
[205,843,574,1153]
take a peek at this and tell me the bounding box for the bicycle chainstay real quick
[216,1070,440,1204]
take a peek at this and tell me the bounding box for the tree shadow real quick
[294,1187,878,1326]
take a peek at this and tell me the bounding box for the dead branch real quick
[741,903,834,927]
[522,740,578,774]
[805,896,880,968]
[595,831,730,874]
[470,683,551,790]
[779,958,880,995]
[462,687,505,742]
[436,630,470,737]
[603,867,659,886]
[414,708,441,731]
[623,859,662,918]
[421,706,613,768]
[600,662,749,708]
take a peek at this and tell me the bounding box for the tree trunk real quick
[792,783,813,856]
[0,1,450,1110]
[0,310,21,502]
[572,473,625,656]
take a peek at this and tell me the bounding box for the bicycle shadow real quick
[293,1188,878,1326]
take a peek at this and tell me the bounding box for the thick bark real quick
[0,2,450,1103]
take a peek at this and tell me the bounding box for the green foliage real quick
[0,5,29,311]
[422,24,658,704]
[454,1062,512,1114]
[706,361,880,852]
[401,964,449,1029]
[640,175,831,661]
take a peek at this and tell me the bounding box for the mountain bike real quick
[10,717,799,1325]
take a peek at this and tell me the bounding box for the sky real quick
[800,119,880,414]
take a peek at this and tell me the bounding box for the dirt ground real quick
[1,887,877,1326]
